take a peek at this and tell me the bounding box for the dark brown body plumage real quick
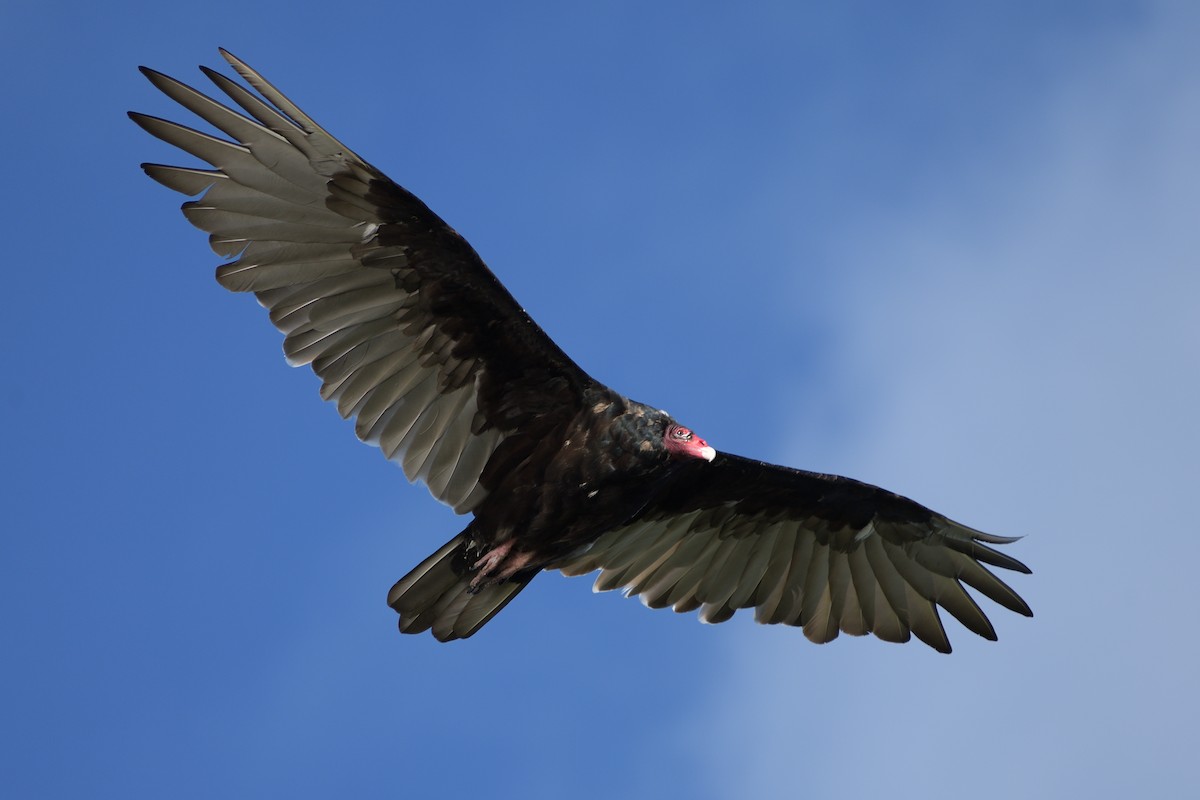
[394,394,697,641]
[475,394,684,562]
[134,51,1032,652]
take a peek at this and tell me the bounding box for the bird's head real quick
[663,423,716,462]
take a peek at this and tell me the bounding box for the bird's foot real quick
[472,539,514,579]
[469,541,536,592]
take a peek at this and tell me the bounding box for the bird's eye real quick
[673,427,691,440]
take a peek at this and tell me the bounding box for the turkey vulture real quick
[132,50,1031,653]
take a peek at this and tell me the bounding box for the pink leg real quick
[470,541,537,589]
[472,539,514,576]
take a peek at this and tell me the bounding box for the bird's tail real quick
[387,533,533,641]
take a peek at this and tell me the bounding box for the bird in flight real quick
[132,50,1031,653]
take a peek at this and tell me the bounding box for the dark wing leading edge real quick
[556,453,1031,653]
[132,50,596,513]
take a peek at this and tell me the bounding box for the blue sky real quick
[3,2,1198,798]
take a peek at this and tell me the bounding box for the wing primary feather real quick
[949,556,1034,617]
[130,113,314,206]
[880,533,953,652]
[200,66,316,153]
[141,163,223,195]
[882,527,998,640]
[941,534,1032,574]
[902,581,951,653]
[219,49,345,147]
[140,68,328,195]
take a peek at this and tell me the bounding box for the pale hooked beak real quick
[699,445,716,462]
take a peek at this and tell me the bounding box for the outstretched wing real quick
[556,453,1031,653]
[132,50,596,513]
